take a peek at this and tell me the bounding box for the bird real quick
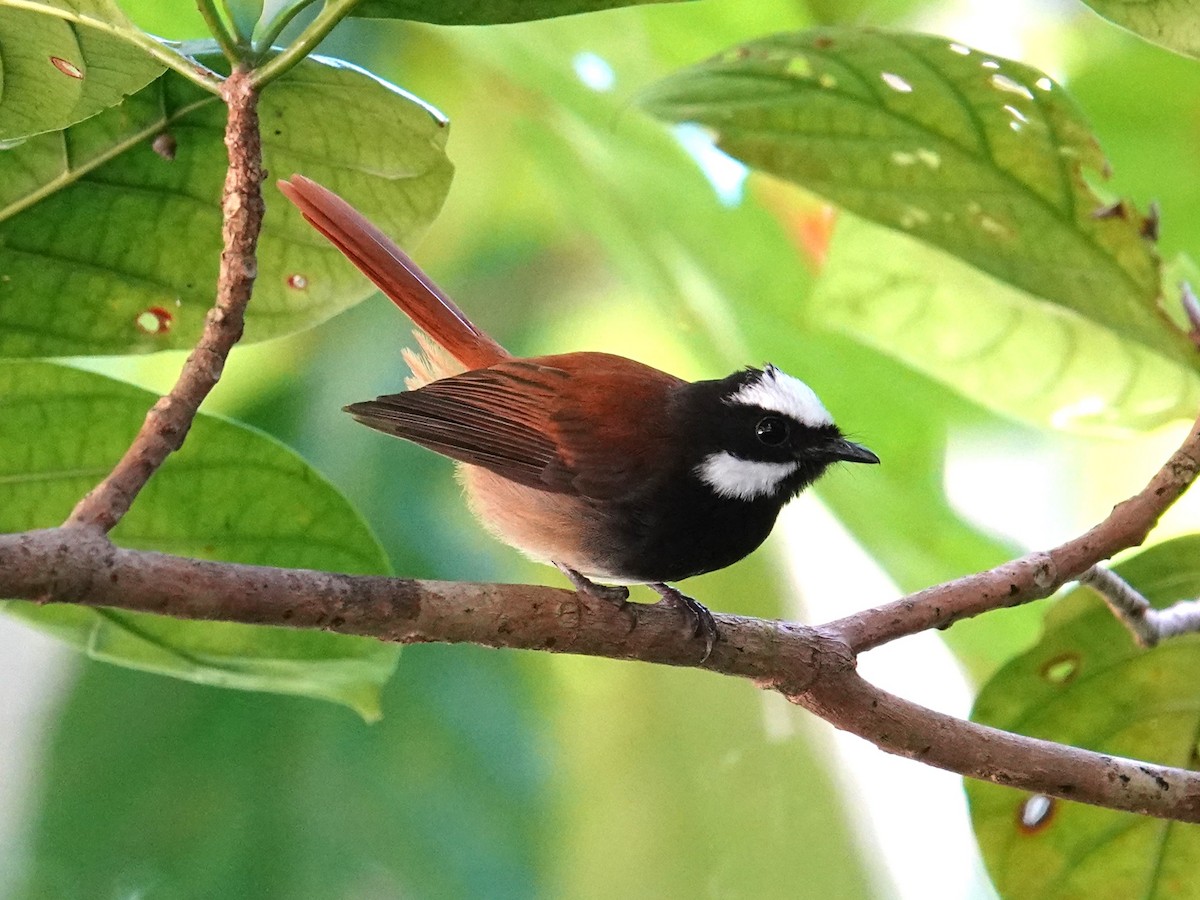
[278,174,879,660]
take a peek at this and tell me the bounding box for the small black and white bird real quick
[279,175,879,658]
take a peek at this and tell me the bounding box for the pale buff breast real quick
[456,464,625,581]
[408,333,626,581]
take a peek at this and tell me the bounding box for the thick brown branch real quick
[794,663,1200,820]
[4,525,1200,822]
[65,69,265,533]
[828,423,1200,653]
[0,528,838,689]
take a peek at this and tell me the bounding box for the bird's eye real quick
[755,416,789,446]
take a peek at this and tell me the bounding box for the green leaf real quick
[14,644,549,898]
[967,537,1200,898]
[640,29,1195,368]
[815,214,1200,433]
[1082,0,1200,58]
[225,0,264,40]
[0,55,452,357]
[0,0,164,140]
[0,361,397,718]
[1067,28,1200,265]
[351,0,691,25]
[114,0,207,39]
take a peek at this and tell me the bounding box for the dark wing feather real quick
[345,362,569,489]
[346,354,686,498]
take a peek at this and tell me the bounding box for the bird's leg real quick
[555,563,637,633]
[649,584,717,662]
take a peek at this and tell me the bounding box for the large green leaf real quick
[0,0,163,140]
[640,30,1195,369]
[1082,0,1200,58]
[1067,26,1200,264]
[0,361,397,718]
[114,0,206,39]
[351,0,690,24]
[815,214,1200,433]
[12,644,549,899]
[0,55,452,357]
[967,537,1200,898]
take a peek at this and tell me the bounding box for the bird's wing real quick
[345,353,685,498]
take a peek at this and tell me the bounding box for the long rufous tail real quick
[278,175,509,370]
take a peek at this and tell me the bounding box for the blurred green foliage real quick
[3,0,1200,897]
[0,362,397,718]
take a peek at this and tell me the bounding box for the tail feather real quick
[278,175,509,370]
[402,330,463,389]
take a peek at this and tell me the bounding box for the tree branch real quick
[4,524,1200,822]
[1078,565,1200,646]
[826,422,1200,653]
[9,38,1200,831]
[792,665,1200,820]
[64,68,265,533]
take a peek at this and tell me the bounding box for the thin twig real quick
[251,0,358,88]
[792,663,1200,821]
[827,423,1200,653]
[64,68,265,533]
[3,525,1200,822]
[197,0,245,63]
[1182,281,1200,351]
[1079,565,1200,646]
[254,0,322,58]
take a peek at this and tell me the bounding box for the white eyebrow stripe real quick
[729,366,832,428]
[695,452,799,501]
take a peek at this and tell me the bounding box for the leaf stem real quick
[254,0,322,58]
[251,0,359,88]
[197,0,246,63]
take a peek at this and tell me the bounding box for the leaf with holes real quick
[0,55,452,357]
[350,0,691,24]
[640,30,1195,370]
[0,0,164,141]
[967,537,1200,898]
[1081,0,1200,58]
[0,361,397,719]
[815,214,1200,433]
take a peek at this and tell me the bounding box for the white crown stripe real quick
[695,452,799,501]
[729,366,832,428]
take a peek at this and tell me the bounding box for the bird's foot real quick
[649,583,717,662]
[556,563,637,633]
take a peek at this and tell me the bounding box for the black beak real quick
[822,438,880,465]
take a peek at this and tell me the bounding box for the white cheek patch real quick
[730,365,832,428]
[695,451,799,501]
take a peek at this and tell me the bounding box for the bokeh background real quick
[5,0,1200,896]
